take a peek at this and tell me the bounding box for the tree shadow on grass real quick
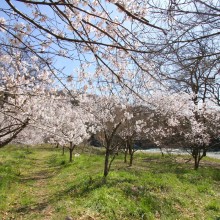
[142,156,220,183]
[13,175,136,216]
[19,171,54,181]
[53,175,136,198]
[142,156,190,174]
[11,156,220,217]
[19,165,63,182]
[14,201,49,213]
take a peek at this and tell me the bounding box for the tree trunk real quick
[129,152,134,167]
[194,157,199,170]
[127,140,134,166]
[104,148,110,178]
[192,148,200,170]
[159,147,164,157]
[69,141,75,162]
[124,148,128,163]
[0,118,29,148]
[109,154,116,172]
[62,146,65,155]
[69,148,74,162]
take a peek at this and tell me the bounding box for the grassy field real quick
[0,145,220,220]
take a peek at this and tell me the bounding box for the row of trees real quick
[10,91,220,177]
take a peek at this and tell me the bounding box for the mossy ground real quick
[0,145,220,220]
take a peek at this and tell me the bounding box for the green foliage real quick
[0,146,219,219]
[206,200,220,211]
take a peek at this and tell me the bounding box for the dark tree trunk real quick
[69,142,75,162]
[0,118,29,148]
[192,148,202,170]
[127,140,134,167]
[192,148,198,170]
[104,148,110,178]
[159,147,164,157]
[129,152,134,167]
[62,146,65,155]
[194,157,199,170]
[103,123,122,179]
[69,148,74,162]
[124,147,128,163]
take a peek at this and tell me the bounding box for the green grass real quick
[0,145,220,220]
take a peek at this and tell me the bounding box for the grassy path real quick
[0,146,220,220]
[17,154,58,219]
[0,147,65,219]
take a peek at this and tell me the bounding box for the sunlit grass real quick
[0,145,220,219]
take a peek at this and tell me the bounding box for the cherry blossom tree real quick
[90,95,133,177]
[0,0,219,100]
[146,0,220,58]
[156,37,220,105]
[1,0,219,173]
[0,0,167,98]
[145,90,220,169]
[34,94,95,162]
[181,102,220,169]
[0,40,52,148]
[13,124,45,147]
[118,107,147,166]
